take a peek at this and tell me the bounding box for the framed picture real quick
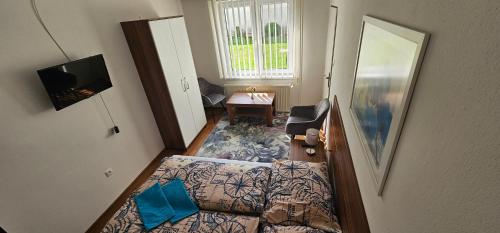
[349,16,429,195]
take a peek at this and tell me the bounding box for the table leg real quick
[272,99,276,116]
[266,106,273,127]
[227,104,235,125]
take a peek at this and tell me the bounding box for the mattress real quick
[171,155,272,167]
[102,155,270,233]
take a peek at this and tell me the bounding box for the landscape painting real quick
[350,16,429,195]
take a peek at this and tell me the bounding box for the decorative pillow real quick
[102,196,259,233]
[137,157,271,214]
[262,224,328,233]
[263,160,341,233]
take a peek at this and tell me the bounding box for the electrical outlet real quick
[104,168,113,177]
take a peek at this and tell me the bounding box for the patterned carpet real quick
[195,113,290,162]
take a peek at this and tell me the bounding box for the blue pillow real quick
[134,183,175,230]
[162,178,199,223]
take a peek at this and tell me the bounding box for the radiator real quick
[224,85,291,112]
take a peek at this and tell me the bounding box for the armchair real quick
[197,77,225,109]
[285,98,330,138]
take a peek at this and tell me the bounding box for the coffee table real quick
[226,92,275,126]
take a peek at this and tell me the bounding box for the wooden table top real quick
[289,136,327,163]
[226,92,275,106]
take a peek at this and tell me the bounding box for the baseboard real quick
[85,148,177,233]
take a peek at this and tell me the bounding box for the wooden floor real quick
[86,108,322,232]
[184,108,225,156]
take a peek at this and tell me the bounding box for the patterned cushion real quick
[137,157,271,214]
[263,160,341,233]
[102,196,259,233]
[262,224,328,233]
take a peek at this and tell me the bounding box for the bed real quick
[98,96,369,233]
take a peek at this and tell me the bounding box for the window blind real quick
[210,0,295,79]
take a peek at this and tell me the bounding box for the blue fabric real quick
[161,178,200,223]
[134,183,175,231]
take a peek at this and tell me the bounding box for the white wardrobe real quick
[121,16,206,150]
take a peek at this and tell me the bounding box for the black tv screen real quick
[37,54,112,111]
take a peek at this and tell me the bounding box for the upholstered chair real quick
[285,98,330,138]
[197,77,226,109]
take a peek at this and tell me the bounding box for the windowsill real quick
[223,78,294,87]
[221,74,294,80]
[223,77,294,81]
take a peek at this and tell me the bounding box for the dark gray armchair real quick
[197,77,225,109]
[285,98,330,138]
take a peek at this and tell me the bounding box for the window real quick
[210,0,296,79]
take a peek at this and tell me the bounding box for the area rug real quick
[195,113,290,162]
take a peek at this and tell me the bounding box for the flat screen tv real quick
[37,54,112,111]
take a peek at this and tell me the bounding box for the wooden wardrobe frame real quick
[121,16,200,150]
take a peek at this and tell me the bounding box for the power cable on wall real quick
[98,94,120,133]
[31,0,71,61]
[31,0,119,134]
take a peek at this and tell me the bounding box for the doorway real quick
[323,5,338,99]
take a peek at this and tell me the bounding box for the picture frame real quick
[349,16,430,195]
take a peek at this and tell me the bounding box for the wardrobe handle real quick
[181,78,186,92]
[185,78,190,90]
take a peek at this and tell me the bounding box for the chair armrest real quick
[201,94,213,106]
[290,105,315,117]
[286,118,325,132]
[286,119,317,125]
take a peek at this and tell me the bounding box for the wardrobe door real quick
[149,19,197,146]
[168,17,207,132]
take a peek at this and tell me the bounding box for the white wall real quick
[0,0,182,232]
[181,0,330,106]
[181,0,223,86]
[329,0,500,232]
[298,0,330,105]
